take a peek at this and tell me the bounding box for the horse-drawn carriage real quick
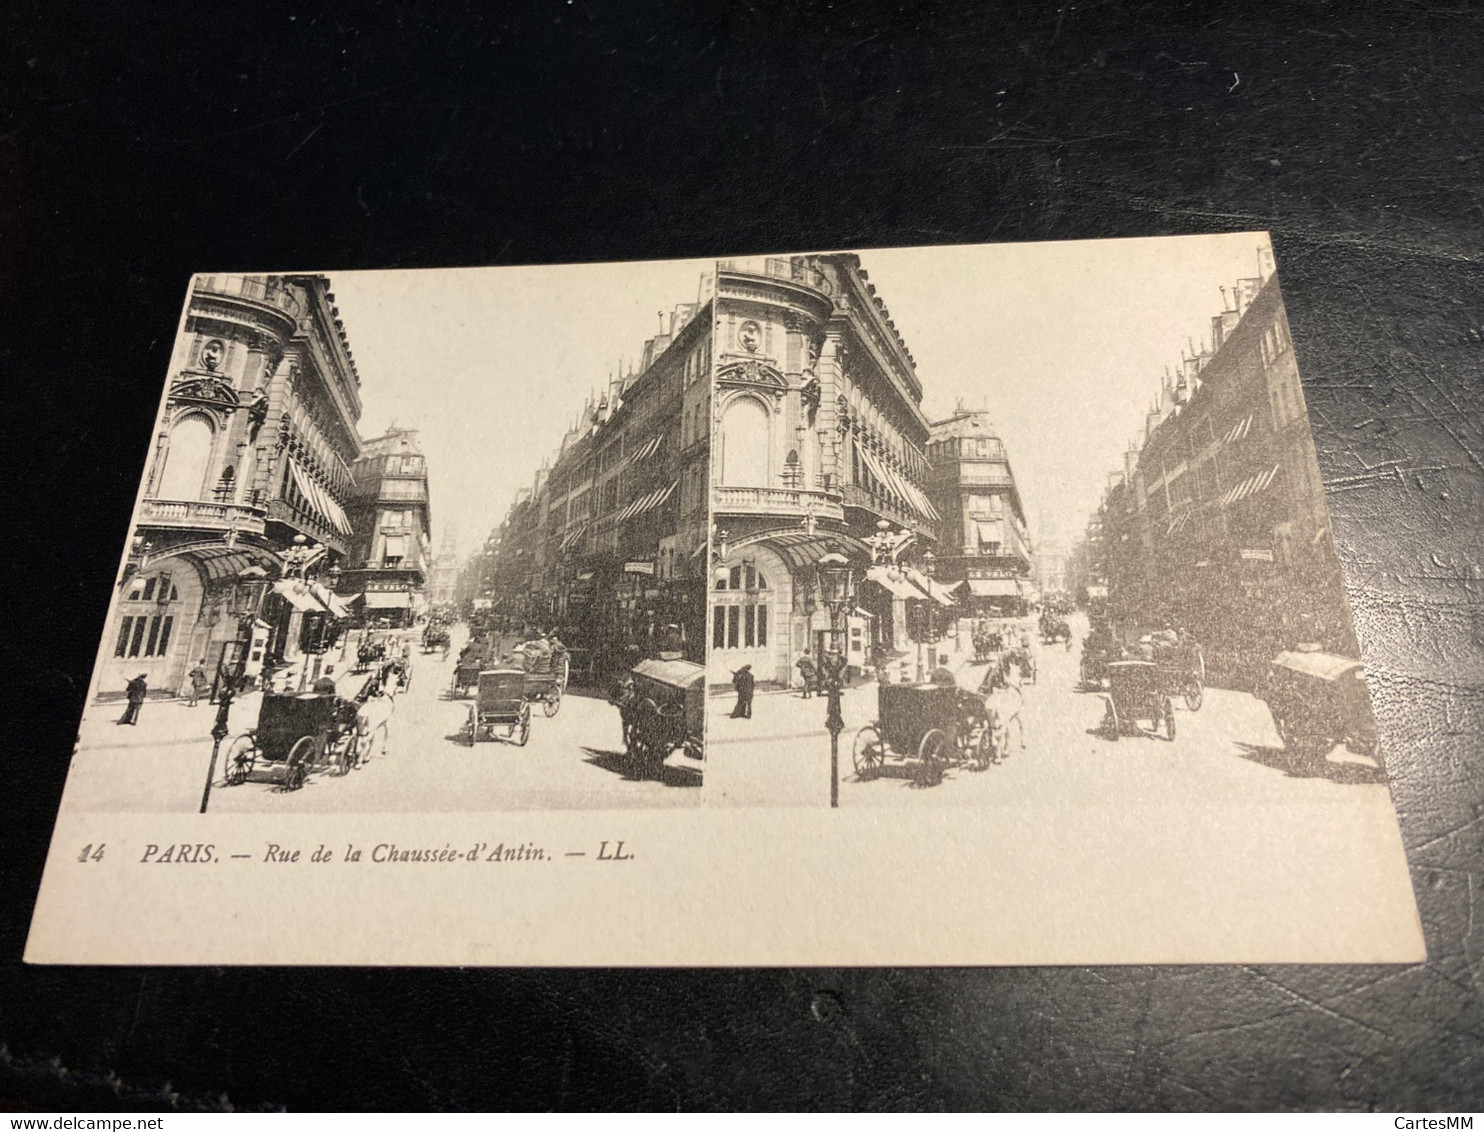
[1039,613,1073,648]
[1099,660,1176,741]
[1257,649,1377,761]
[852,675,1007,786]
[1154,638,1205,711]
[421,623,452,658]
[611,658,704,776]
[223,691,362,791]
[354,636,386,674]
[524,652,569,718]
[461,668,531,746]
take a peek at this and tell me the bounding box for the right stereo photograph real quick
[702,236,1394,819]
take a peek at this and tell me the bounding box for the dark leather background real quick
[2,0,1480,1112]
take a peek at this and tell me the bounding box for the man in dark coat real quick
[119,673,148,725]
[796,649,817,699]
[819,646,847,693]
[730,665,755,719]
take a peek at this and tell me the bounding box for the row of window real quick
[927,436,1006,462]
[712,602,769,650]
[125,576,180,603]
[114,614,175,659]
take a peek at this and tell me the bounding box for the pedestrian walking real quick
[730,664,755,719]
[796,649,817,699]
[118,673,148,725]
[185,660,209,707]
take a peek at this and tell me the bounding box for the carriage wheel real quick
[284,735,318,790]
[543,689,561,718]
[345,729,363,772]
[1184,677,1203,713]
[916,729,948,785]
[1163,697,1176,742]
[971,725,995,771]
[517,704,531,747]
[224,734,257,786]
[851,725,884,779]
[1102,698,1121,739]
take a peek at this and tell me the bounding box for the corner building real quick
[102,274,362,698]
[925,407,1034,617]
[709,254,940,687]
[339,427,432,627]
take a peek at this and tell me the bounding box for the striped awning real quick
[859,447,941,524]
[1166,506,1195,536]
[614,479,678,522]
[1221,464,1281,507]
[864,565,921,601]
[558,524,587,552]
[272,579,331,614]
[627,434,663,465]
[1220,414,1254,447]
[903,568,957,607]
[288,459,352,536]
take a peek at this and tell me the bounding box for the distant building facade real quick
[479,278,715,677]
[340,427,432,628]
[925,407,1033,618]
[102,274,362,698]
[427,529,460,610]
[1096,266,1357,683]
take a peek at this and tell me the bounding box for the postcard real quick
[25,235,1424,965]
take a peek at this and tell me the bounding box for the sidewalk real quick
[707,683,877,807]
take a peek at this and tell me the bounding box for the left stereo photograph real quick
[60,264,715,815]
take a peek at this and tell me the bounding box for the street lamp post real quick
[817,551,854,809]
[201,563,271,814]
[920,550,937,681]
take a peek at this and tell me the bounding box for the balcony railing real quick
[138,498,267,530]
[712,485,844,521]
[718,257,833,297]
[194,274,303,321]
[841,484,935,535]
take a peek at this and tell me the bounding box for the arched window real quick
[712,564,769,650]
[720,396,769,487]
[157,415,214,500]
[114,570,181,660]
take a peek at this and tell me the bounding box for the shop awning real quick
[272,579,330,613]
[904,568,957,607]
[363,590,414,609]
[965,578,1021,597]
[864,565,922,601]
[311,584,360,618]
[558,524,587,552]
[1220,464,1281,507]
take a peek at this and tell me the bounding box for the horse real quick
[984,680,1026,757]
[354,683,396,759]
[608,674,640,751]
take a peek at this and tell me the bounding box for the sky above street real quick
[328,231,1274,561]
[329,257,715,556]
[857,232,1274,550]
